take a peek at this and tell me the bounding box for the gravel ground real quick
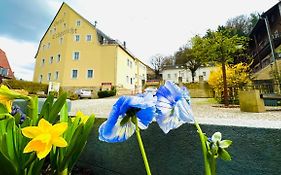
[70,97,281,129]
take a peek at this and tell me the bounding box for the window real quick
[39,75,43,83]
[0,68,8,76]
[130,78,133,85]
[74,35,80,42]
[73,52,80,60]
[127,59,130,66]
[167,74,171,79]
[41,58,45,66]
[54,71,59,80]
[203,72,206,76]
[50,56,54,64]
[86,34,92,41]
[87,69,93,78]
[126,76,129,83]
[174,73,177,78]
[42,45,46,50]
[47,42,50,48]
[57,54,61,62]
[130,61,132,68]
[76,20,81,26]
[72,70,78,79]
[48,73,51,81]
[59,37,63,44]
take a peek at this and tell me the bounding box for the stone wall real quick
[77,118,281,175]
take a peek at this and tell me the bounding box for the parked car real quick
[74,89,92,99]
[144,86,157,95]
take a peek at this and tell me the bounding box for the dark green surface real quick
[77,118,281,175]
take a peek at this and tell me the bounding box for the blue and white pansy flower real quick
[99,93,156,143]
[156,81,193,134]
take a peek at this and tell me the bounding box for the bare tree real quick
[150,54,169,79]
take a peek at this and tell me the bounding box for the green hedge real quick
[97,87,116,98]
[2,79,48,94]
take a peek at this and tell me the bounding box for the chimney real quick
[123,41,126,49]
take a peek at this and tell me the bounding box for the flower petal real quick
[52,137,68,147]
[99,119,135,143]
[50,122,68,136]
[136,107,155,129]
[37,143,52,160]
[174,99,193,122]
[38,118,52,131]
[22,127,42,139]
[156,112,184,134]
[212,132,222,142]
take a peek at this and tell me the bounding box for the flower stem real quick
[134,117,152,175]
[210,156,216,175]
[194,121,211,175]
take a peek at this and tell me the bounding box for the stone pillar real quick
[238,90,265,112]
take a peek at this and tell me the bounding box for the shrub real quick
[98,86,116,98]
[2,79,48,94]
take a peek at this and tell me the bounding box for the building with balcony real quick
[0,49,14,82]
[249,2,281,85]
[33,2,147,93]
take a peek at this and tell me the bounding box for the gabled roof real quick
[0,49,14,78]
[35,2,139,61]
[249,1,281,37]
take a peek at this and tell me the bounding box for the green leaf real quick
[39,94,54,120]
[0,103,8,114]
[49,93,67,123]
[0,151,17,175]
[219,140,232,149]
[219,148,232,161]
[60,102,68,122]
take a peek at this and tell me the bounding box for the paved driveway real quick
[70,97,281,129]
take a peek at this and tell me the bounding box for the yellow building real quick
[33,2,147,94]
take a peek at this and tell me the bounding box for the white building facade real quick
[161,65,215,83]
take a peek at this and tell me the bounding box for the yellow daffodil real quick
[72,111,89,124]
[0,85,30,112]
[0,95,12,113]
[22,118,68,159]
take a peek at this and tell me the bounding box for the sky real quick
[0,0,278,80]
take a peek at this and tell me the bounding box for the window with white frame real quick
[167,74,171,79]
[50,56,54,64]
[86,34,92,41]
[76,20,81,26]
[126,76,129,83]
[54,71,59,80]
[130,78,133,84]
[72,70,78,79]
[57,54,61,62]
[73,52,80,60]
[39,75,43,83]
[203,72,206,76]
[74,35,80,42]
[87,69,94,78]
[130,61,132,68]
[47,73,51,81]
[174,73,177,78]
[127,59,130,66]
[59,37,63,44]
[41,58,45,66]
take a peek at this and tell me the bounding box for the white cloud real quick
[0,37,36,81]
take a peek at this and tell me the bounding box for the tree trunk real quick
[191,71,195,83]
[222,61,229,106]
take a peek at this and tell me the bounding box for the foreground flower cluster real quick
[99,81,232,175]
[99,81,194,143]
[0,85,95,175]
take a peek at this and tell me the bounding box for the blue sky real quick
[0,0,278,80]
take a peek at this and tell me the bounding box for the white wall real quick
[161,67,215,83]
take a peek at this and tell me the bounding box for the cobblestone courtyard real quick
[70,98,281,129]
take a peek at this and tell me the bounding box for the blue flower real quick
[99,93,156,143]
[156,81,193,134]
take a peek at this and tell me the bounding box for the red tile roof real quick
[0,49,14,78]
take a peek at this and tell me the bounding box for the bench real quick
[260,94,281,106]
